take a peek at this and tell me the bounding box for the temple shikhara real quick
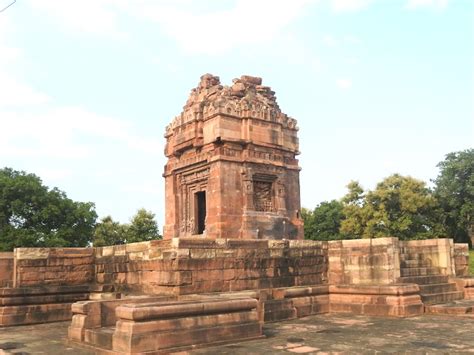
[164,74,303,240]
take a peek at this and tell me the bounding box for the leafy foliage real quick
[340,174,444,240]
[92,215,127,247]
[0,168,97,251]
[302,200,344,240]
[127,208,162,243]
[434,149,474,244]
[93,209,161,247]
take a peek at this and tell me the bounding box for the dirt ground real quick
[1,313,473,354]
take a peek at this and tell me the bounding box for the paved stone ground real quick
[0,314,473,354]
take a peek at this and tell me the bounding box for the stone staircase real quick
[398,251,464,305]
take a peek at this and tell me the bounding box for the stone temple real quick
[164,74,303,240]
[0,74,473,354]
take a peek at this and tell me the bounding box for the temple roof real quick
[165,74,298,136]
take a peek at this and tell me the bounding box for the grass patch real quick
[470,250,474,275]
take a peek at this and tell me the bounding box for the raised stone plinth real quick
[452,277,474,300]
[68,295,173,344]
[329,284,424,317]
[0,285,90,326]
[71,297,263,354]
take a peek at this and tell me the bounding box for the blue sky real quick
[0,0,472,229]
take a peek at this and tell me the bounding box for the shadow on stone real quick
[411,341,451,349]
[0,342,24,350]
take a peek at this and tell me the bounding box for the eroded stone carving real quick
[164,74,303,240]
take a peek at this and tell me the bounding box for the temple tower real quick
[163,74,303,240]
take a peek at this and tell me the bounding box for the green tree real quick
[0,168,97,251]
[340,181,367,239]
[434,149,474,244]
[341,174,444,240]
[126,208,161,243]
[303,200,344,240]
[93,216,127,247]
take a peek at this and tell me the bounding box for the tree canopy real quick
[127,208,161,243]
[302,200,344,240]
[434,149,474,243]
[93,209,161,247]
[0,168,97,251]
[340,174,444,240]
[92,215,127,247]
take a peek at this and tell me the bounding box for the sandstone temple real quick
[164,74,303,240]
[0,74,472,354]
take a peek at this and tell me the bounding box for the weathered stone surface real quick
[164,74,303,240]
[329,284,424,317]
[328,237,401,285]
[110,297,262,353]
[454,243,469,276]
[92,239,328,296]
[0,253,13,287]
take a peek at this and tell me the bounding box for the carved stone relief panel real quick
[253,181,273,212]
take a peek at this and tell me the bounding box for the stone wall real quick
[0,253,13,287]
[399,239,455,276]
[453,243,469,277]
[94,239,328,295]
[328,238,401,285]
[13,248,94,287]
[6,238,466,294]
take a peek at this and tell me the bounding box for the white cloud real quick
[331,0,372,12]
[27,0,128,39]
[37,168,73,181]
[0,107,162,159]
[323,34,338,47]
[343,35,362,44]
[322,34,361,47]
[0,73,51,107]
[24,0,316,54]
[0,18,50,107]
[336,78,352,89]
[405,0,449,10]
[121,182,161,196]
[133,0,316,54]
[0,11,160,163]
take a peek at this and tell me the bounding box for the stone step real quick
[424,300,474,316]
[421,291,464,305]
[84,326,115,350]
[418,283,458,295]
[400,267,442,277]
[400,259,432,268]
[398,275,449,285]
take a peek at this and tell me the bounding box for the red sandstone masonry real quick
[112,298,263,353]
[329,284,424,317]
[454,243,469,277]
[13,248,94,287]
[399,239,455,276]
[328,237,401,285]
[94,239,329,296]
[452,277,474,300]
[0,253,13,287]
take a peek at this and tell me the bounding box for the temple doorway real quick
[195,191,206,234]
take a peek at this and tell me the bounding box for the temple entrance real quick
[195,191,206,234]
